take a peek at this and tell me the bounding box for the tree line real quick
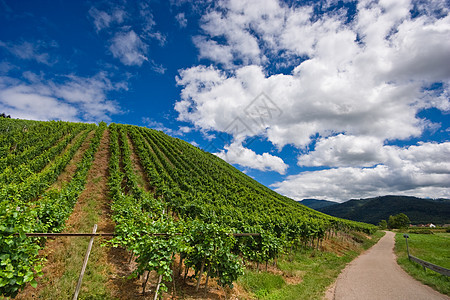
[378,213,411,229]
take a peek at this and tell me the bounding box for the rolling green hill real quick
[317,195,450,225]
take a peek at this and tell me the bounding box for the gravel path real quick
[329,231,449,300]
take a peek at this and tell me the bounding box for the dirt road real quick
[329,231,449,300]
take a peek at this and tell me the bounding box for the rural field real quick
[0,118,380,299]
[395,230,450,296]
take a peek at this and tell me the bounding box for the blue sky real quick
[1,0,449,202]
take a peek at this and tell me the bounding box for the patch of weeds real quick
[238,270,285,298]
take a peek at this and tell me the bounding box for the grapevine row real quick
[0,122,104,297]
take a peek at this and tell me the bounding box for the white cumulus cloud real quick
[216,141,288,174]
[273,142,450,201]
[0,72,123,122]
[175,0,450,197]
[109,30,149,66]
[297,135,386,168]
[88,7,126,32]
[0,40,58,65]
[89,2,166,69]
[176,12,188,28]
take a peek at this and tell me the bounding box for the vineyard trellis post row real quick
[6,230,260,298]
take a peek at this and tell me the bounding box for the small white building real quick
[428,223,436,228]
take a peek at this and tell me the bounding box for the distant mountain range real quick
[298,199,337,210]
[299,196,450,225]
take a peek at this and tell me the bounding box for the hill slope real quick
[110,124,375,232]
[318,195,450,225]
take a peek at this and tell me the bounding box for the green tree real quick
[388,215,396,229]
[395,213,410,228]
[378,219,387,230]
[388,213,410,229]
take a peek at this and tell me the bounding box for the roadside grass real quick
[361,231,385,250]
[238,231,385,299]
[395,232,450,296]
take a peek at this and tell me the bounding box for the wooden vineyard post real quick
[73,224,97,300]
[204,264,211,292]
[172,262,177,299]
[178,254,183,277]
[196,258,206,291]
[172,253,177,299]
[183,265,189,283]
[154,274,163,300]
[142,271,150,295]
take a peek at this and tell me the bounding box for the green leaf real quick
[30,279,38,288]
[23,272,34,283]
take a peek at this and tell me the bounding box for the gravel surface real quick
[328,231,449,300]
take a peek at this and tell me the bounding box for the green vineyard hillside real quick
[0,118,376,298]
